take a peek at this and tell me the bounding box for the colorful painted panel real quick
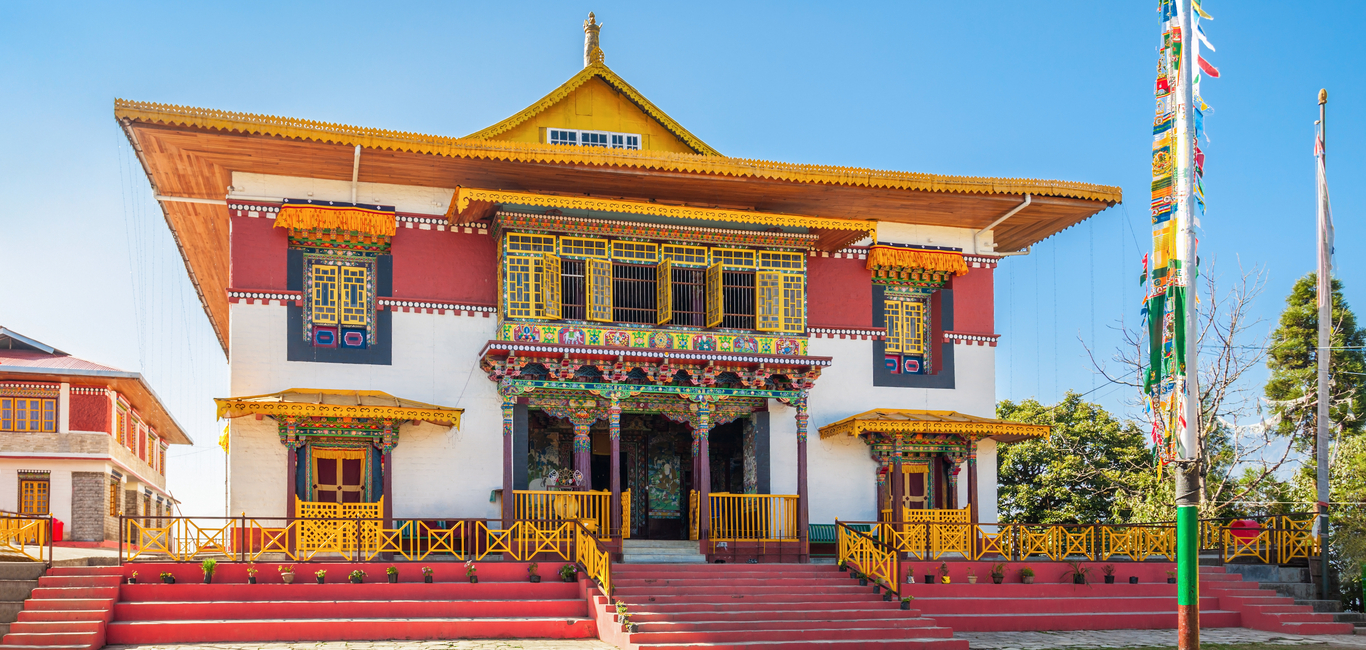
[647,452,681,519]
[499,322,808,356]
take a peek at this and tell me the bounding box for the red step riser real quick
[28,588,118,600]
[634,641,969,650]
[113,599,587,621]
[633,618,940,632]
[2,632,102,646]
[628,626,956,644]
[7,622,101,635]
[936,610,1243,632]
[614,585,879,596]
[912,596,1222,615]
[16,611,112,624]
[625,609,916,622]
[46,567,123,577]
[900,584,1180,597]
[20,600,113,612]
[118,582,578,602]
[616,578,850,588]
[36,577,122,588]
[119,562,561,584]
[615,601,905,614]
[621,594,903,605]
[105,619,597,644]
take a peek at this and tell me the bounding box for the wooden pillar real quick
[382,420,394,531]
[697,403,713,554]
[502,397,515,528]
[876,465,887,520]
[795,396,810,563]
[946,458,959,510]
[285,446,297,517]
[574,422,592,492]
[608,398,622,538]
[891,435,904,526]
[967,438,979,525]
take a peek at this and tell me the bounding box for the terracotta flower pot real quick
[1022,576,1034,584]
[968,576,977,584]
[282,573,295,584]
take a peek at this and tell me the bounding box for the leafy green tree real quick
[996,392,1153,524]
[1265,273,1366,450]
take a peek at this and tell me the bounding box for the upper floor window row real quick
[547,128,641,150]
[1,398,55,433]
[502,233,806,334]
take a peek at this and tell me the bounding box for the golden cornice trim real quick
[214,399,462,428]
[459,187,872,233]
[114,99,1122,203]
[463,63,722,157]
[817,411,1049,440]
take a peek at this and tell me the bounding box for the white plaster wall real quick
[227,417,286,518]
[876,222,986,253]
[231,173,453,216]
[976,439,999,524]
[228,302,503,520]
[0,460,120,539]
[794,337,998,525]
[0,467,16,513]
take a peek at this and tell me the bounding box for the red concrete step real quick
[0,645,93,650]
[1,632,101,648]
[624,608,919,623]
[117,582,578,602]
[628,625,956,645]
[616,577,846,588]
[634,641,968,650]
[910,595,1222,615]
[933,609,1243,632]
[617,600,907,614]
[615,584,873,596]
[26,588,117,601]
[18,600,112,612]
[7,622,101,635]
[1279,621,1357,635]
[620,593,906,605]
[114,598,587,621]
[14,611,110,624]
[36,576,121,589]
[105,617,597,644]
[633,617,942,633]
[45,567,122,577]
[900,584,1180,597]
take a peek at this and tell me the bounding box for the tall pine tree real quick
[1264,273,1365,450]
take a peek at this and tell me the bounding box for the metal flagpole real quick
[1174,1,1201,647]
[1315,88,1332,602]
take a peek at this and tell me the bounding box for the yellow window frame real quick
[339,266,368,327]
[504,254,540,319]
[657,258,673,325]
[19,479,48,515]
[559,237,610,259]
[710,248,756,269]
[542,254,563,319]
[661,244,708,267]
[506,233,557,254]
[612,240,658,263]
[780,273,806,333]
[759,250,806,271]
[756,271,782,332]
[586,258,614,322]
[311,265,339,325]
[704,262,724,328]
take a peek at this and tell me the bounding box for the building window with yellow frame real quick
[883,292,929,375]
[19,474,49,515]
[306,259,373,349]
[0,398,56,433]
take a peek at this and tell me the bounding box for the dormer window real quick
[548,128,640,150]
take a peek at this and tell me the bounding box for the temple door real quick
[900,465,927,513]
[313,450,366,503]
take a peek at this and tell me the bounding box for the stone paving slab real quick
[958,628,1366,649]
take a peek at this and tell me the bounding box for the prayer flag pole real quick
[1315,88,1332,602]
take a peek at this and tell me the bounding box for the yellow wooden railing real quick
[837,522,899,597]
[574,522,612,595]
[879,507,970,524]
[0,514,49,562]
[513,489,630,539]
[689,491,800,542]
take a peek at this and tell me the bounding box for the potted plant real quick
[1102,564,1116,584]
[966,567,977,584]
[279,565,295,584]
[247,565,258,584]
[559,564,578,583]
[386,566,399,584]
[1065,561,1090,585]
[159,571,175,585]
[856,572,868,587]
[615,600,637,634]
[1166,569,1177,584]
[990,563,1006,585]
[465,560,478,584]
[315,569,327,584]
[900,596,914,611]
[1020,566,1035,584]
[1129,576,1139,584]
[348,569,366,584]
[422,566,434,584]
[528,562,541,583]
[128,571,138,585]
[938,563,951,584]
[201,559,217,584]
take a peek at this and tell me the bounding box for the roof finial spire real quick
[583,12,604,67]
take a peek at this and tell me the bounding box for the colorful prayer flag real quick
[219,424,230,454]
[1197,56,1220,78]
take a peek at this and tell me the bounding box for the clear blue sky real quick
[1,1,1362,514]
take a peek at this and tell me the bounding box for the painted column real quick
[891,434,904,526]
[696,402,713,552]
[795,394,810,563]
[381,420,394,531]
[947,461,959,510]
[608,397,622,538]
[502,397,516,528]
[284,417,299,516]
[967,438,979,525]
[574,422,592,492]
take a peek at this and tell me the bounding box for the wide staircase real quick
[1202,565,1356,635]
[105,562,595,643]
[0,565,119,650]
[620,540,706,564]
[607,563,964,649]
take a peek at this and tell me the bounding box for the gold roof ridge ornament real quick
[584,12,604,67]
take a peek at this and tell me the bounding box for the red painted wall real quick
[391,228,497,305]
[69,390,109,434]
[807,255,872,329]
[950,265,994,335]
[231,216,288,290]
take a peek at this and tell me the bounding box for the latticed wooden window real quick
[781,273,806,333]
[704,263,724,327]
[884,298,926,355]
[711,248,756,269]
[3,399,55,433]
[559,237,609,259]
[541,254,562,319]
[759,251,805,271]
[506,233,557,254]
[586,258,614,322]
[756,271,783,331]
[19,479,48,515]
[311,265,339,325]
[661,244,707,266]
[339,266,368,326]
[612,241,658,263]
[656,259,673,325]
[505,255,539,318]
[109,478,121,516]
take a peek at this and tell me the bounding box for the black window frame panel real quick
[611,262,658,325]
[671,267,706,327]
[561,259,587,320]
[721,271,756,330]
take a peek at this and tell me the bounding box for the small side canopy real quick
[214,388,462,428]
[817,408,1048,443]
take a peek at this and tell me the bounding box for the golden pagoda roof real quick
[215,388,462,428]
[817,408,1049,442]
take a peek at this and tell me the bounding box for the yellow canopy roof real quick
[818,409,1048,442]
[215,389,462,428]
